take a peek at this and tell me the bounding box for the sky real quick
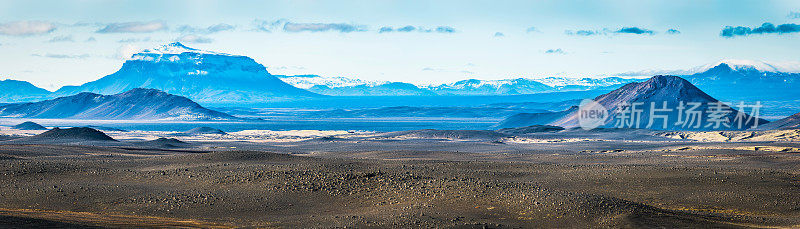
[1,0,799,91]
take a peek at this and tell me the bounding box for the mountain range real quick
[0,42,797,120]
[276,75,641,96]
[0,88,233,120]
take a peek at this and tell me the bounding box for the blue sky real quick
[1,0,799,90]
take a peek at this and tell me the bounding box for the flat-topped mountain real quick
[0,88,234,120]
[54,42,320,104]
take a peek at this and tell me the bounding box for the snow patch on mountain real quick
[138,42,229,56]
[693,59,800,73]
[618,59,800,76]
[532,77,638,88]
[276,75,387,89]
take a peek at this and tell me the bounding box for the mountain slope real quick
[0,88,234,120]
[540,75,767,130]
[54,42,319,104]
[0,79,51,103]
[495,108,575,129]
[758,112,800,130]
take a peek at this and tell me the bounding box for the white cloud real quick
[0,21,57,36]
[177,34,213,43]
[32,53,90,59]
[115,44,141,59]
[545,48,566,54]
[48,35,74,42]
[97,21,167,33]
[283,22,367,33]
[253,19,287,32]
[177,23,235,34]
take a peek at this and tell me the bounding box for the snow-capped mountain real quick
[0,88,234,120]
[691,59,800,73]
[276,75,639,96]
[427,78,555,95]
[275,74,387,89]
[275,74,430,96]
[619,59,800,77]
[531,77,640,91]
[54,42,319,104]
[309,82,436,96]
[683,61,800,101]
[0,79,51,103]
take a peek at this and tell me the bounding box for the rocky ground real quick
[0,129,799,228]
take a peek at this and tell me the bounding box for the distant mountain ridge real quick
[683,62,800,101]
[309,82,436,96]
[426,78,555,95]
[276,75,640,96]
[275,74,388,89]
[0,88,234,120]
[0,79,51,103]
[54,42,319,104]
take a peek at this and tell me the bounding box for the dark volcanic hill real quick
[542,75,767,130]
[137,138,192,148]
[0,79,51,103]
[22,127,116,142]
[12,121,48,130]
[0,88,234,120]
[54,42,320,104]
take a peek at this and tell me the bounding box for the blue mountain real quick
[0,88,234,120]
[683,61,800,102]
[54,42,320,104]
[0,79,51,103]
